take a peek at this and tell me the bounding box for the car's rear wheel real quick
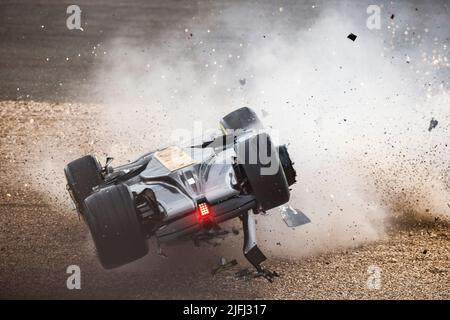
[64,155,103,213]
[83,184,148,269]
[220,107,264,132]
[236,133,290,211]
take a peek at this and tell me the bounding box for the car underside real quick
[65,107,299,280]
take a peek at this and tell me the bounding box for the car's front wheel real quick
[64,155,103,213]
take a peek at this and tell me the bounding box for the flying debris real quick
[347,33,357,41]
[428,118,438,131]
[235,268,280,283]
[280,205,311,228]
[211,258,238,275]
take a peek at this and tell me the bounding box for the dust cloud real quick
[86,1,449,260]
[23,1,448,261]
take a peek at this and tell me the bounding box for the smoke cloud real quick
[83,1,450,259]
[27,1,448,261]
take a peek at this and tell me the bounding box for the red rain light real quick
[197,202,211,220]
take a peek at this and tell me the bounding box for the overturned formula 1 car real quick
[65,107,306,279]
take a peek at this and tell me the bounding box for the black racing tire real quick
[277,145,297,186]
[236,133,290,211]
[84,184,148,269]
[220,107,264,132]
[64,155,103,213]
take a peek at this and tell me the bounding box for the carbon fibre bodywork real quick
[65,107,296,276]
